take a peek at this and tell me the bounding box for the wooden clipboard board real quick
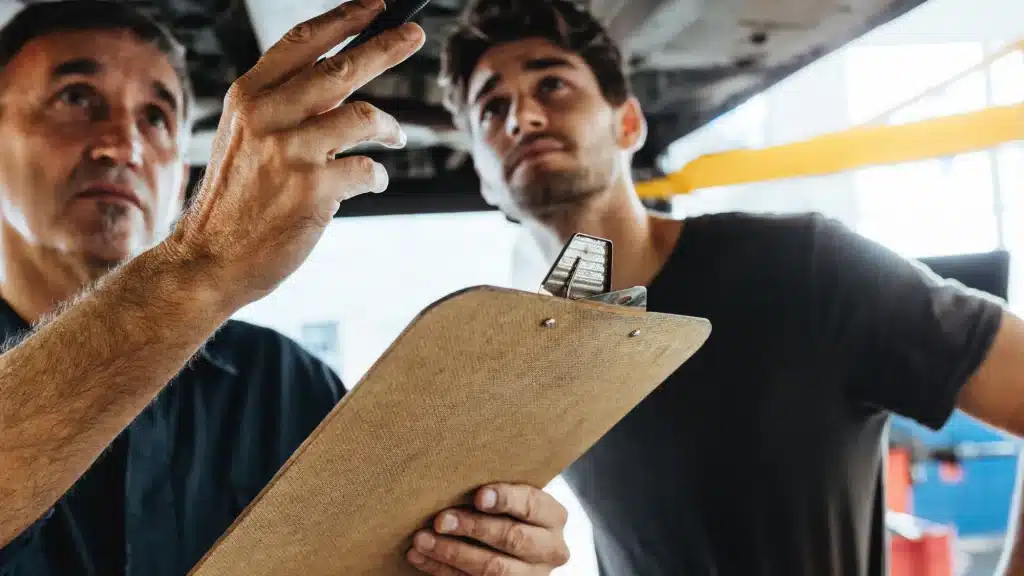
[188,237,711,576]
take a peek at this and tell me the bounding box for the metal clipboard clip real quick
[538,233,647,310]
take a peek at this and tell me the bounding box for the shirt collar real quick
[0,295,237,375]
[198,331,239,375]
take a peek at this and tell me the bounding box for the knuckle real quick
[481,555,511,576]
[502,524,530,556]
[523,490,540,520]
[318,54,352,80]
[283,21,315,44]
[349,101,379,127]
[551,501,569,526]
[231,96,262,128]
[458,514,481,539]
[373,25,414,53]
[436,540,461,564]
[553,541,571,565]
[225,81,251,108]
[352,154,377,176]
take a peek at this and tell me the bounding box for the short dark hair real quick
[439,0,631,125]
[0,0,194,123]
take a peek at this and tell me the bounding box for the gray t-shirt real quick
[563,212,1004,576]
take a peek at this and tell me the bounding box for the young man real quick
[0,2,570,575]
[439,0,1024,574]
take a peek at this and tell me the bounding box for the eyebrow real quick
[152,81,179,115]
[50,57,179,114]
[51,58,100,79]
[470,56,576,105]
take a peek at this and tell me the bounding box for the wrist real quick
[133,241,243,325]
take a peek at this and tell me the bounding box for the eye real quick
[480,97,509,123]
[144,104,169,129]
[54,83,98,110]
[537,76,567,95]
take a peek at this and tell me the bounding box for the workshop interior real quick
[0,0,1020,573]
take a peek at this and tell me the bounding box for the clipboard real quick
[188,234,711,576]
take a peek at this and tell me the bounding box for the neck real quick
[0,226,105,325]
[523,176,682,291]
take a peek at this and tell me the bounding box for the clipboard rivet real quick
[629,329,641,337]
[541,318,556,328]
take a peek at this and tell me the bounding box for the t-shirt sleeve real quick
[807,214,1004,429]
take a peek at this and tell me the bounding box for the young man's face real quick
[0,28,188,269]
[464,37,640,220]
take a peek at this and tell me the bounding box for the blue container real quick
[891,410,1019,536]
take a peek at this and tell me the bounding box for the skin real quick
[0,4,568,575]
[466,37,683,292]
[464,36,1024,575]
[0,29,188,324]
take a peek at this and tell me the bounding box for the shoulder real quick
[681,211,833,256]
[203,319,345,404]
[682,210,905,269]
[676,211,833,278]
[686,210,827,234]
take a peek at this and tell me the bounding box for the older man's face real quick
[0,28,188,269]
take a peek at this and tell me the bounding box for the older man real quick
[0,2,570,575]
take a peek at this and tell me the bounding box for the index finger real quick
[242,0,385,91]
[261,22,424,128]
[476,483,569,529]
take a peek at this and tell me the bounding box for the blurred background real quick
[2,0,1014,572]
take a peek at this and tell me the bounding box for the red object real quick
[938,462,964,484]
[890,530,954,576]
[887,448,913,513]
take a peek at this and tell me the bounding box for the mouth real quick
[74,183,144,211]
[508,138,567,174]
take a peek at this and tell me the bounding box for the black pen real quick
[341,0,433,52]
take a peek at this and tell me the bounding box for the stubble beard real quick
[510,154,615,220]
[83,200,133,278]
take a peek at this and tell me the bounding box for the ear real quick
[614,96,647,153]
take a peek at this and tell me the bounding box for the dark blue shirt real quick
[0,298,344,576]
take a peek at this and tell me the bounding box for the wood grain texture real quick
[189,285,711,576]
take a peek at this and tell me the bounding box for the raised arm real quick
[0,0,422,548]
[955,312,1024,575]
[0,245,233,548]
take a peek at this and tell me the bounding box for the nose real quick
[87,108,143,167]
[505,95,547,138]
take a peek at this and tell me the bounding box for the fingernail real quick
[439,513,458,533]
[371,161,388,193]
[408,550,425,565]
[400,22,420,40]
[397,128,407,147]
[480,488,497,510]
[414,531,435,551]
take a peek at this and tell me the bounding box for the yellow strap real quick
[636,39,1024,199]
[636,103,1024,198]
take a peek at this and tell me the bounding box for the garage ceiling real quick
[6,0,931,215]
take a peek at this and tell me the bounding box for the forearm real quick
[997,455,1024,575]
[0,243,233,547]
